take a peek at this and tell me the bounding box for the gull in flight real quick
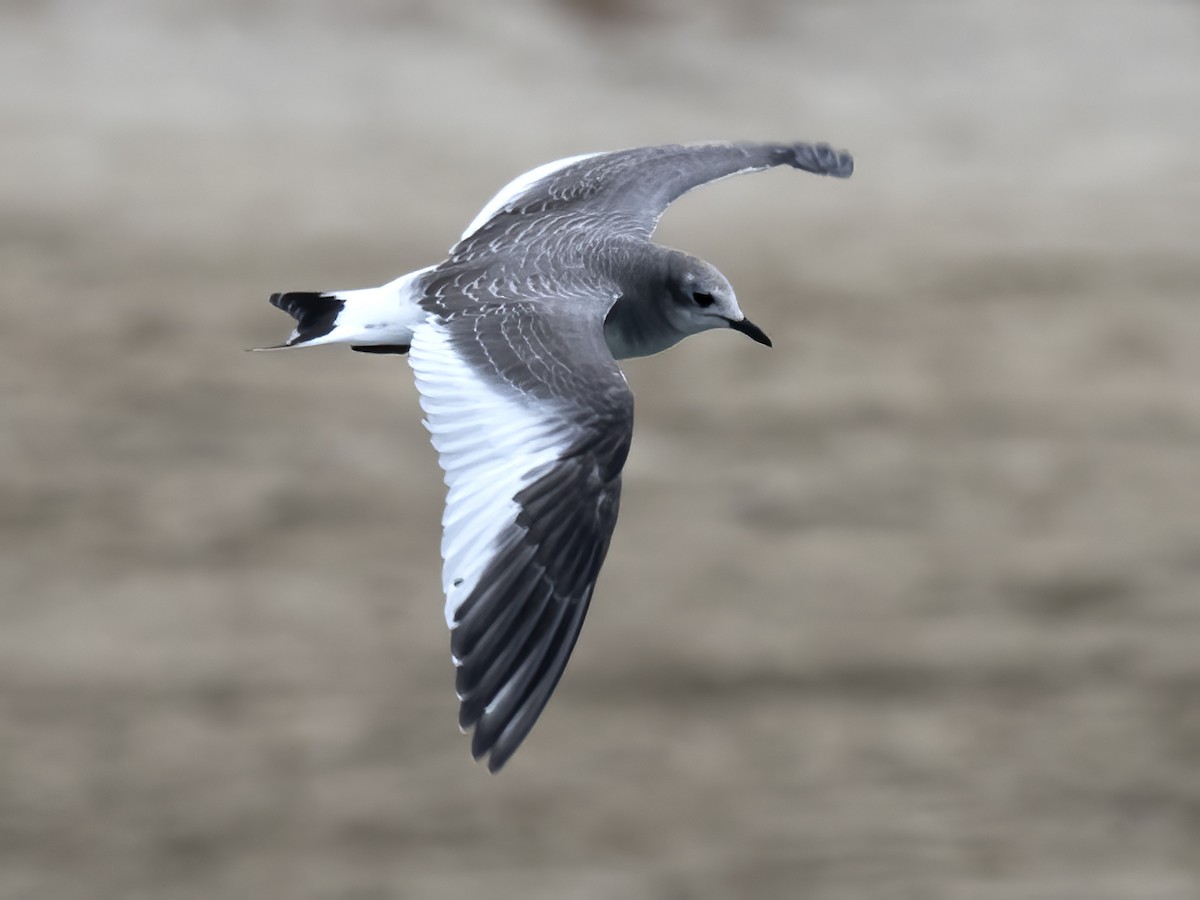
[259,141,854,771]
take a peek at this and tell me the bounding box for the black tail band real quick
[269,292,343,345]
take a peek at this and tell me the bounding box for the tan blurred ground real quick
[3,1,1200,898]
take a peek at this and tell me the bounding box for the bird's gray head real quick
[602,247,772,360]
[662,252,772,348]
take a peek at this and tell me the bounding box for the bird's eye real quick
[693,292,716,308]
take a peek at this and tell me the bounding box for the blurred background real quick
[3,1,1200,897]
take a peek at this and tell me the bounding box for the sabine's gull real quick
[259,141,855,771]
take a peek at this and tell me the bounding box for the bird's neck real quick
[603,295,687,362]
[600,245,684,360]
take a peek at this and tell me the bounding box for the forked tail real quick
[253,269,435,354]
[263,292,344,348]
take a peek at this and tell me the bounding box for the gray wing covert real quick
[455,141,854,253]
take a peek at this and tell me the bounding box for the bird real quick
[258,141,854,771]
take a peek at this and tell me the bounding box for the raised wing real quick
[408,300,633,772]
[455,141,854,252]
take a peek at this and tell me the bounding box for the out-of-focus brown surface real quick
[3,2,1200,898]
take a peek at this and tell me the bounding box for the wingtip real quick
[788,142,854,179]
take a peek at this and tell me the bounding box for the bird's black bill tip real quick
[729,316,772,348]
